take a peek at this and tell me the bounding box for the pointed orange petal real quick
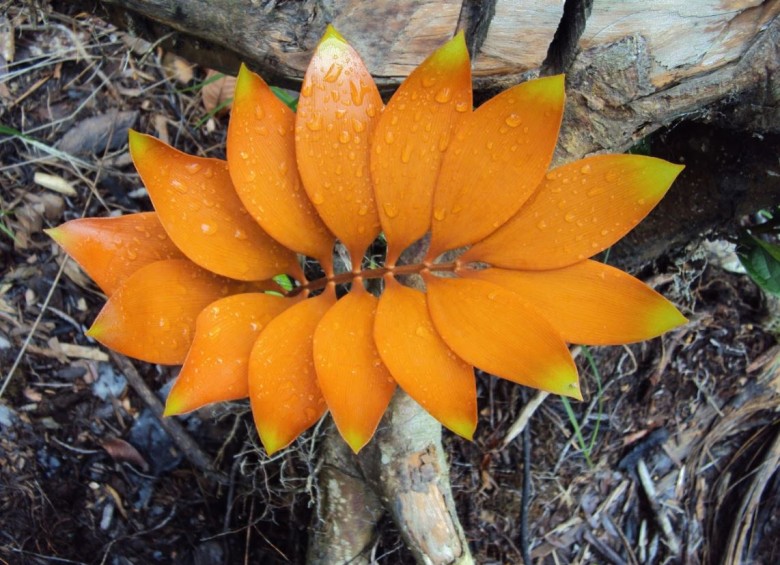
[46,212,184,295]
[248,291,335,454]
[129,130,296,281]
[464,155,684,269]
[312,288,396,453]
[295,25,383,259]
[374,277,477,439]
[370,33,472,264]
[228,65,335,261]
[87,259,252,365]
[164,293,296,416]
[463,261,687,345]
[428,75,565,257]
[424,274,581,398]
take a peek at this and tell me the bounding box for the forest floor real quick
[1,3,779,564]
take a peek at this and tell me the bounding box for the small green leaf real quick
[738,235,780,296]
[273,274,294,292]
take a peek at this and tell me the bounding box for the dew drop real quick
[587,187,605,197]
[255,104,265,120]
[637,197,646,205]
[184,162,202,174]
[246,170,256,181]
[338,130,351,144]
[605,170,619,182]
[505,113,522,128]
[383,203,399,218]
[580,164,592,174]
[201,222,217,235]
[421,75,437,88]
[415,325,429,338]
[366,103,377,117]
[301,82,313,97]
[401,143,413,163]
[384,130,395,145]
[487,291,497,300]
[358,204,369,216]
[323,63,343,83]
[435,87,452,104]
[455,101,470,113]
[234,229,248,240]
[335,108,347,119]
[312,192,325,204]
[537,220,548,230]
[352,118,365,133]
[433,208,446,221]
[171,179,187,194]
[158,317,169,330]
[306,115,323,131]
[239,151,249,160]
[126,248,138,260]
[350,80,366,105]
[600,228,609,236]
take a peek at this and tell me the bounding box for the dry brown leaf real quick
[55,110,138,156]
[162,52,194,84]
[201,69,236,115]
[152,114,170,145]
[101,437,150,471]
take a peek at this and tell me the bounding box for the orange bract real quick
[50,25,686,455]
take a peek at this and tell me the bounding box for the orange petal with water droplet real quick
[424,274,581,398]
[374,277,476,439]
[248,291,335,454]
[313,288,396,453]
[228,65,335,261]
[46,212,184,295]
[129,130,296,281]
[87,259,252,365]
[165,292,296,416]
[463,262,687,345]
[370,33,472,265]
[295,25,383,260]
[428,75,565,258]
[464,155,684,269]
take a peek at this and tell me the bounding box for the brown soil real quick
[1,3,778,564]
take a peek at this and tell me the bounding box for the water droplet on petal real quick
[239,151,249,160]
[384,130,395,144]
[352,118,365,133]
[338,130,351,144]
[587,186,605,197]
[171,179,187,194]
[580,164,592,174]
[312,192,325,204]
[201,222,217,235]
[637,197,646,205]
[383,203,399,218]
[350,80,366,105]
[605,170,619,182]
[422,75,437,88]
[306,115,323,131]
[301,82,313,97]
[435,87,452,104]
[255,104,265,120]
[358,204,369,216]
[323,63,343,83]
[401,143,413,163]
[184,162,201,174]
[505,113,522,128]
[433,208,446,221]
[455,101,470,113]
[537,220,548,230]
[234,229,248,240]
[415,325,429,338]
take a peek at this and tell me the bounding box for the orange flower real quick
[48,26,686,455]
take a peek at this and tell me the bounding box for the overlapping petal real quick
[374,277,477,439]
[370,33,472,264]
[129,131,297,281]
[87,259,255,365]
[45,212,184,295]
[295,25,383,261]
[424,274,581,398]
[463,261,687,345]
[313,287,396,453]
[228,64,335,263]
[248,290,335,455]
[428,75,565,258]
[165,293,296,416]
[464,155,684,269]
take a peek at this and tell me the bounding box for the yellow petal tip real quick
[127,129,153,158]
[259,427,286,456]
[43,227,63,243]
[446,418,476,441]
[432,31,469,69]
[235,63,256,99]
[321,24,347,45]
[85,321,103,339]
[343,429,369,454]
[163,395,185,417]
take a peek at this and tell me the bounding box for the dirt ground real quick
[1,3,779,564]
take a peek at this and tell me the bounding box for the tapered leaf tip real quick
[343,429,369,454]
[447,418,476,441]
[235,63,255,99]
[43,227,63,243]
[259,427,286,456]
[127,128,153,158]
[163,392,187,417]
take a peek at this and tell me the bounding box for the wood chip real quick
[33,172,77,196]
[57,341,109,362]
